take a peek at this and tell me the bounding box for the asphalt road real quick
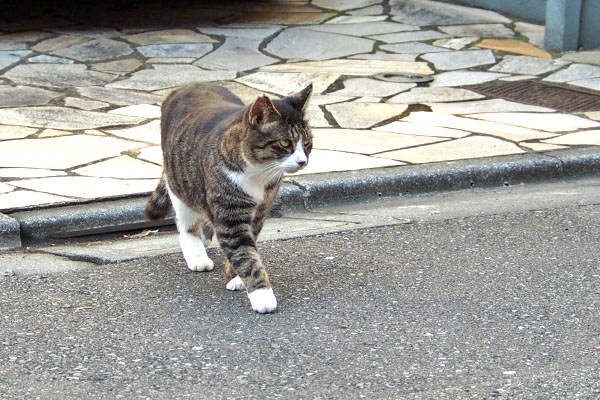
[1,190,599,398]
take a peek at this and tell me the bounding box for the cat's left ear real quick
[289,83,313,112]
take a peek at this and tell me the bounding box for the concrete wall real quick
[454,0,546,22]
[454,0,600,50]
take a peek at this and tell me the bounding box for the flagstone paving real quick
[0,0,600,211]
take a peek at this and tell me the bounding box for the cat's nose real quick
[297,159,307,167]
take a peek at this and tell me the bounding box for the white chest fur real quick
[224,167,267,203]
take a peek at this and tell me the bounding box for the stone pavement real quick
[1,0,600,214]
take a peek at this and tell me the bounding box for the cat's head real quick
[244,83,313,175]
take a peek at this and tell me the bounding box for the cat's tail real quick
[145,176,172,220]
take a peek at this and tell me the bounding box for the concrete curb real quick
[3,147,600,247]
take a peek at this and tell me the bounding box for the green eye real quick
[304,138,311,145]
[279,139,291,148]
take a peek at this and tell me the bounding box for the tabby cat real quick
[145,82,313,313]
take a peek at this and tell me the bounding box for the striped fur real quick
[145,82,312,313]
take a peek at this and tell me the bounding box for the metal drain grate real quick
[465,80,600,113]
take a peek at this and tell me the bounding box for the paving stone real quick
[38,129,73,138]
[542,130,600,145]
[0,182,14,194]
[326,102,408,128]
[422,49,495,70]
[106,120,161,144]
[108,104,161,119]
[307,95,354,106]
[312,0,381,11]
[0,125,38,140]
[353,96,383,103]
[265,28,374,60]
[50,38,133,62]
[236,71,339,96]
[27,54,74,64]
[380,42,450,54]
[329,77,415,97]
[432,37,479,50]
[0,50,31,69]
[123,29,217,45]
[64,97,109,111]
[403,112,557,141]
[0,190,72,211]
[219,81,281,104]
[261,59,433,76]
[3,64,117,88]
[387,87,485,104]
[76,86,164,106]
[478,39,551,59]
[228,12,335,25]
[304,21,417,36]
[560,51,600,67]
[0,135,144,169]
[8,176,158,199]
[469,113,600,132]
[376,135,524,164]
[349,52,417,62]
[348,5,385,16]
[0,168,66,178]
[498,75,537,81]
[369,30,448,44]
[568,78,600,91]
[137,43,213,58]
[91,58,142,75]
[31,35,89,52]
[543,63,600,83]
[373,121,470,138]
[312,128,443,154]
[51,26,121,39]
[0,86,62,107]
[73,155,163,179]
[520,142,566,152]
[147,58,195,64]
[0,31,54,50]
[489,55,569,75]
[585,111,600,121]
[429,71,509,87]
[439,24,515,38]
[325,15,387,23]
[198,27,282,39]
[389,0,511,26]
[294,149,402,175]
[427,99,555,114]
[194,37,277,72]
[137,146,163,165]
[306,105,331,128]
[514,22,545,48]
[0,106,145,130]
[106,65,235,91]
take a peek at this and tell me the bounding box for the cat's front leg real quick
[217,226,277,313]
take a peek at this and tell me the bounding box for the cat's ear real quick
[289,83,313,112]
[249,95,280,127]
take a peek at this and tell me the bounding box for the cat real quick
[145,82,313,313]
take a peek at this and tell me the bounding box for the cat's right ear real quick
[249,95,280,127]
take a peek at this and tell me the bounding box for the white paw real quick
[247,288,277,314]
[185,255,214,272]
[226,276,245,291]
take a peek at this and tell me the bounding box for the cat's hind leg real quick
[168,188,214,272]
